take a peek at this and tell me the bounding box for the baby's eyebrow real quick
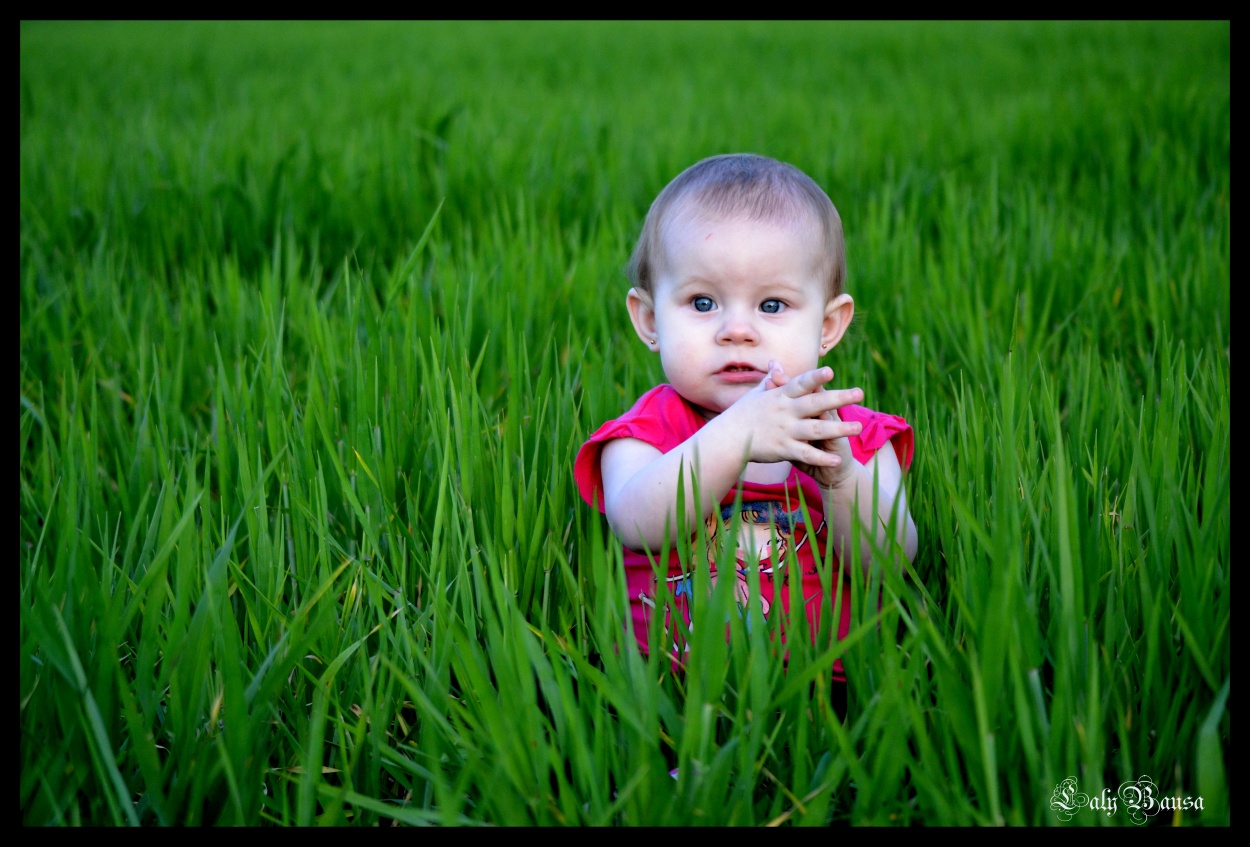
[762,282,807,297]
[670,276,808,295]
[685,280,716,291]
[664,277,718,298]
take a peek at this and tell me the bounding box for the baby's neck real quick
[742,461,792,485]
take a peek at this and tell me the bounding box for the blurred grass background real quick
[20,21,1229,825]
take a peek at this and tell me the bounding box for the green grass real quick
[20,21,1229,825]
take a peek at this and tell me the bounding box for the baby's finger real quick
[802,386,864,415]
[767,360,788,386]
[782,366,833,398]
[795,441,840,468]
[759,359,786,390]
[804,417,862,442]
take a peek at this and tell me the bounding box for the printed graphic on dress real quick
[639,500,818,651]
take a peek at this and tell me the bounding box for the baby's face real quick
[647,212,835,418]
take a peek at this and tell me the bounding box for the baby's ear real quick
[821,293,855,353]
[626,288,660,351]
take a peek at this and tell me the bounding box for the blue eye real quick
[693,296,715,312]
[761,299,784,314]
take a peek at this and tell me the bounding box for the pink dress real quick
[575,384,913,680]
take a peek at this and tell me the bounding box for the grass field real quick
[19,21,1229,825]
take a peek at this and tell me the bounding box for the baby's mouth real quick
[716,363,764,382]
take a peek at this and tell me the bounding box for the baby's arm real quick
[766,363,917,575]
[600,369,864,552]
[822,440,917,577]
[599,415,749,552]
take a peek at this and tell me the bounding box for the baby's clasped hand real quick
[726,361,864,489]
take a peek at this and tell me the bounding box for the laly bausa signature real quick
[1051,775,1204,824]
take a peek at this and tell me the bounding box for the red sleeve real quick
[574,385,700,512]
[838,404,914,471]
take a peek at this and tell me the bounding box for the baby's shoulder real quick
[627,383,685,417]
[606,384,700,443]
[575,383,700,511]
[840,403,915,471]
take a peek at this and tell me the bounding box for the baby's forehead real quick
[667,192,821,233]
[662,201,823,249]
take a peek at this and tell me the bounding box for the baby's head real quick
[624,154,856,417]
[627,153,847,301]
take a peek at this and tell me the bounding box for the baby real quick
[575,153,916,682]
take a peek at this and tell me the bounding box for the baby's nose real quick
[716,312,759,343]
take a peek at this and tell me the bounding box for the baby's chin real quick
[689,388,753,420]
[688,399,722,422]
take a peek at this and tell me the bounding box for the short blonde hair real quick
[627,153,847,298]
